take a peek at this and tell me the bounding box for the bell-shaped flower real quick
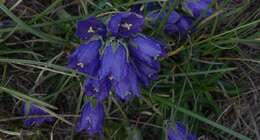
[99,43,128,81]
[167,122,197,140]
[147,10,193,36]
[164,11,193,36]
[130,35,165,68]
[76,16,107,40]
[108,12,144,38]
[132,57,159,87]
[84,78,111,101]
[68,40,102,76]
[114,63,140,100]
[183,0,216,18]
[76,102,105,136]
[21,103,54,127]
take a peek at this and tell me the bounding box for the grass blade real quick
[153,97,252,140]
[0,3,65,44]
[0,86,57,110]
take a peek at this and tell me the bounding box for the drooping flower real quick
[68,40,102,76]
[167,122,197,140]
[108,12,144,38]
[114,63,140,100]
[183,0,216,18]
[129,35,165,86]
[76,102,105,136]
[21,103,54,127]
[84,78,111,101]
[130,35,165,68]
[76,16,107,40]
[164,11,193,36]
[99,43,128,81]
[147,10,193,36]
[132,57,159,87]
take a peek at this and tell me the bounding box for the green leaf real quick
[0,58,83,77]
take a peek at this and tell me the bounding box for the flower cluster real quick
[69,12,165,136]
[67,0,219,136]
[20,0,219,137]
[146,0,219,37]
[167,122,197,140]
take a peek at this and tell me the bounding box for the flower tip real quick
[108,12,144,38]
[76,16,107,40]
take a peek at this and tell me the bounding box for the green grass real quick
[0,0,259,139]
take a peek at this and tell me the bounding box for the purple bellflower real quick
[84,78,111,101]
[68,40,102,76]
[164,11,193,36]
[114,63,140,100]
[21,103,54,127]
[108,12,144,38]
[76,102,105,136]
[167,122,197,140]
[129,35,165,86]
[147,10,193,36]
[69,12,168,137]
[130,35,165,68]
[99,43,128,82]
[76,16,107,40]
[183,0,216,18]
[132,57,159,87]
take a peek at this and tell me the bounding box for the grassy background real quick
[0,0,259,139]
